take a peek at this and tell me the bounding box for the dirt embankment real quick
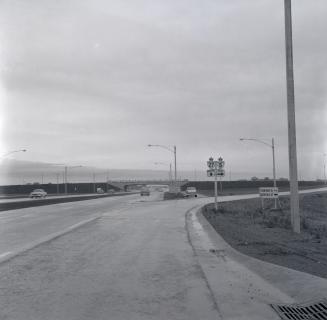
[203,192,327,278]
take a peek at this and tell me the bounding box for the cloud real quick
[0,0,326,181]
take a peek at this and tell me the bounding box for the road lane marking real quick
[0,251,12,259]
[0,216,101,265]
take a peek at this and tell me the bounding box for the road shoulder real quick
[194,207,327,303]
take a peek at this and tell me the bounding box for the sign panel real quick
[207,169,225,177]
[259,187,279,199]
[207,170,215,177]
[216,169,225,177]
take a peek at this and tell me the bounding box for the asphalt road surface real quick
[0,192,223,320]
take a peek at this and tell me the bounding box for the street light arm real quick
[154,162,170,166]
[148,144,174,153]
[1,149,26,158]
[240,138,272,148]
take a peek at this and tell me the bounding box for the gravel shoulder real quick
[202,192,327,279]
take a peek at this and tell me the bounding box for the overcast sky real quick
[0,0,326,182]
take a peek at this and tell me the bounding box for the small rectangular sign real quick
[216,169,225,176]
[259,187,279,199]
[207,169,225,177]
[207,170,214,177]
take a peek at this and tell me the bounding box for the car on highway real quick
[96,188,105,194]
[140,187,150,196]
[29,189,47,199]
[185,187,198,197]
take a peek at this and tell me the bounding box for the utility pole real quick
[93,173,96,193]
[284,0,300,233]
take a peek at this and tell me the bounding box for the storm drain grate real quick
[271,299,327,320]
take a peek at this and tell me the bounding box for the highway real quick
[0,192,221,320]
[0,189,326,320]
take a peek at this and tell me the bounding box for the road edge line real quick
[0,215,101,265]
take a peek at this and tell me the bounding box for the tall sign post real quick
[207,157,225,212]
[284,0,300,233]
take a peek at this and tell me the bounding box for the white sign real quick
[207,156,225,177]
[207,169,225,177]
[259,187,279,199]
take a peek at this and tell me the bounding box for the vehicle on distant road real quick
[29,189,47,199]
[140,187,150,196]
[185,187,198,197]
[96,188,105,194]
[180,191,189,198]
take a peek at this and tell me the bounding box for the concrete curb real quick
[186,205,289,319]
[195,206,327,302]
[0,215,101,265]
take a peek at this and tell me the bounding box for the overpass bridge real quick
[108,180,189,191]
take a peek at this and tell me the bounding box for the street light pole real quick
[284,0,300,233]
[154,162,173,185]
[148,144,178,189]
[240,137,278,209]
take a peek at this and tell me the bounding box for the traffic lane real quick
[0,193,104,203]
[0,194,220,320]
[0,194,138,257]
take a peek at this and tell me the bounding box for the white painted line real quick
[67,220,92,230]
[0,216,101,265]
[0,251,12,259]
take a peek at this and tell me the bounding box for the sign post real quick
[259,187,279,210]
[207,157,225,212]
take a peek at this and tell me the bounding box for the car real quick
[140,188,150,196]
[180,191,189,198]
[29,189,47,198]
[185,187,198,197]
[96,188,105,194]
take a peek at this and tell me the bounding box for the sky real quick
[0,0,327,184]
